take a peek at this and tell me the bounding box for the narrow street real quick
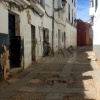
[0,46,100,100]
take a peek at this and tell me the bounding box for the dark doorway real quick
[43,29,49,56]
[31,25,36,61]
[58,29,61,50]
[64,32,66,49]
[9,13,21,68]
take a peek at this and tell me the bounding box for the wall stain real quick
[15,21,20,36]
[0,33,10,81]
[26,10,31,24]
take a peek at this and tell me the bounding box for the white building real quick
[0,0,77,79]
[89,0,100,60]
[65,0,77,48]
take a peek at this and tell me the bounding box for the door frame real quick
[31,25,36,61]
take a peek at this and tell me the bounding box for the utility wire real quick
[0,0,66,26]
[45,10,66,27]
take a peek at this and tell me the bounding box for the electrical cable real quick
[45,9,66,27]
[0,0,65,26]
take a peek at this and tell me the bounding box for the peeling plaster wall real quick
[0,0,77,73]
[0,3,25,73]
[29,10,43,62]
[18,10,31,69]
[0,3,10,80]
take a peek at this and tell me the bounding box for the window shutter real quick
[40,0,45,8]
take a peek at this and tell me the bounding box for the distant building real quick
[65,0,77,48]
[77,19,90,46]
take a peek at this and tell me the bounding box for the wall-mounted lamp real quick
[62,0,67,6]
[54,0,67,12]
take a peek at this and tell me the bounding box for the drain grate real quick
[43,64,65,72]
[63,94,98,100]
[10,92,48,100]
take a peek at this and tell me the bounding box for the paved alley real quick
[0,46,100,100]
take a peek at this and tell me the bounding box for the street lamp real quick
[62,0,67,6]
[54,0,67,12]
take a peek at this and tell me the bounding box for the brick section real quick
[77,19,90,46]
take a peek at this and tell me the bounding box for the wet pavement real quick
[0,46,100,100]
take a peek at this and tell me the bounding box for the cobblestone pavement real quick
[0,46,100,100]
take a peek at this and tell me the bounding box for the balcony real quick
[9,0,30,6]
[30,0,45,15]
[89,7,95,17]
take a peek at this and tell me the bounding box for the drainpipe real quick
[52,0,54,54]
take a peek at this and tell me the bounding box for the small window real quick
[95,0,98,12]
[74,0,76,7]
[62,32,64,42]
[72,9,73,24]
[68,4,70,21]
[91,0,94,7]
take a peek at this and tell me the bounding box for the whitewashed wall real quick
[89,0,100,60]
[65,0,77,48]
[92,1,100,60]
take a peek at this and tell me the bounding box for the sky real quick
[77,0,90,22]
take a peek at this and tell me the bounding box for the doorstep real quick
[9,67,23,75]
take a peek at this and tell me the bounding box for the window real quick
[95,0,98,12]
[91,17,94,25]
[72,9,73,24]
[74,12,76,25]
[91,0,94,7]
[62,32,64,42]
[74,0,76,7]
[68,4,70,21]
[40,0,45,8]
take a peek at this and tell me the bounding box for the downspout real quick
[52,0,54,54]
